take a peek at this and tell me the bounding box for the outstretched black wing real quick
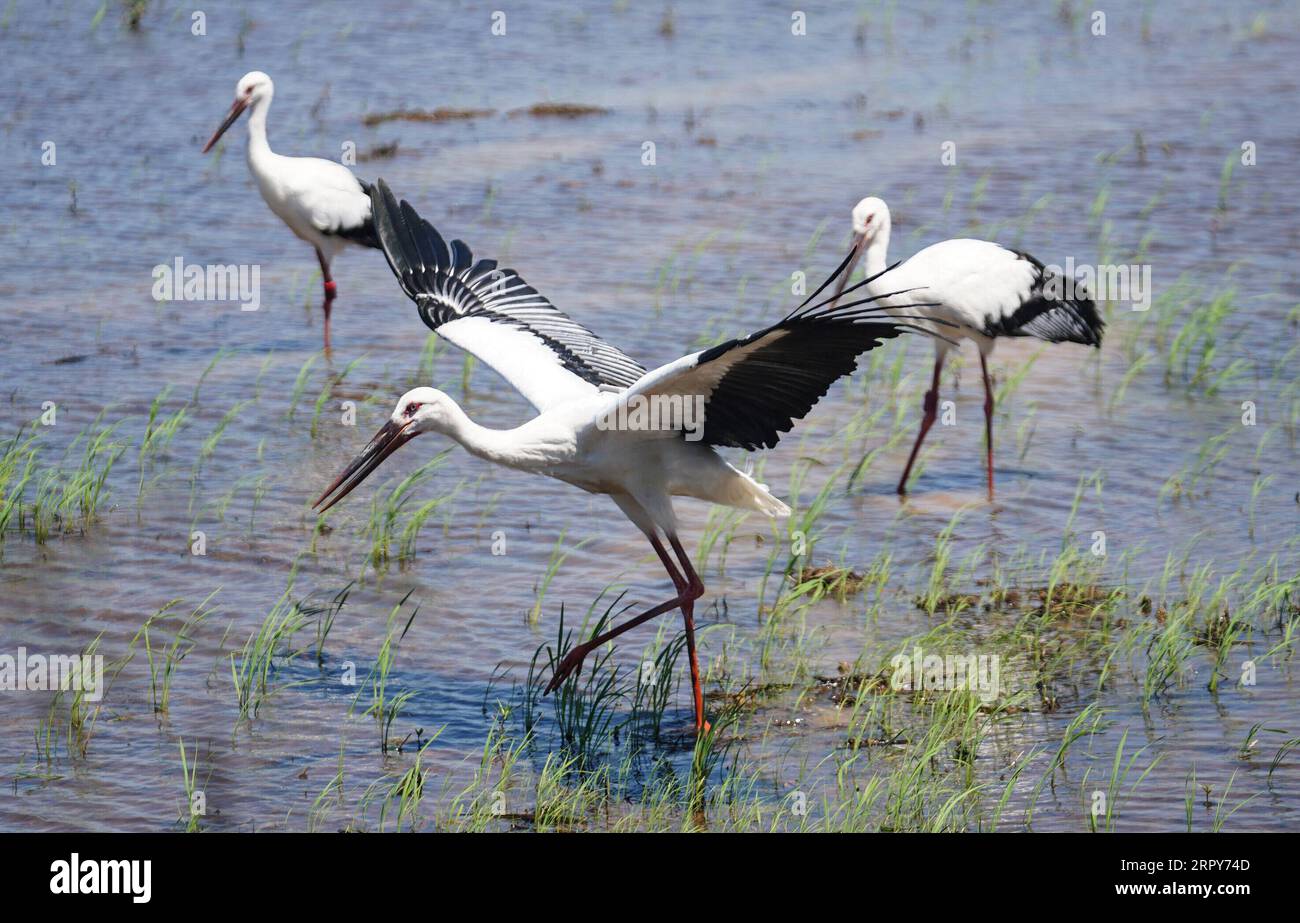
[612,252,943,450]
[370,179,646,411]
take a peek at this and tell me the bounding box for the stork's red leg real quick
[668,535,708,733]
[652,534,708,731]
[897,355,945,496]
[980,352,995,499]
[543,586,700,694]
[545,532,708,733]
[315,248,336,352]
[648,534,687,595]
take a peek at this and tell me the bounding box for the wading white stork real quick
[313,181,941,733]
[832,197,1104,498]
[201,71,380,351]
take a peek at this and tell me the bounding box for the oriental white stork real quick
[832,197,1104,498]
[201,71,380,351]
[313,181,942,734]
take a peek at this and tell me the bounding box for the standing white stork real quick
[313,181,940,733]
[832,197,1103,498]
[201,71,380,351]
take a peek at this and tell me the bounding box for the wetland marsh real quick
[0,1,1297,832]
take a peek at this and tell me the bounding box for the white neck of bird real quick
[435,400,537,470]
[246,98,272,163]
[863,224,890,281]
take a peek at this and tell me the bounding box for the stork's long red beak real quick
[313,418,419,513]
[202,98,248,154]
[831,232,867,305]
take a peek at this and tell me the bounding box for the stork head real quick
[201,71,274,153]
[832,197,892,303]
[390,387,458,436]
[313,388,453,513]
[235,71,274,104]
[851,196,891,243]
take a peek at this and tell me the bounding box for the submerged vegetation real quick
[0,417,126,546]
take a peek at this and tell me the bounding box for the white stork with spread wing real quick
[314,181,941,733]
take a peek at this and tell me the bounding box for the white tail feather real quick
[725,465,791,518]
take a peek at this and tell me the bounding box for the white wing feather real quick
[437,315,601,412]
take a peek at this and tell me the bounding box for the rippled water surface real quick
[1,1,1297,831]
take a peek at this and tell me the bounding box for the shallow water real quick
[0,1,1297,831]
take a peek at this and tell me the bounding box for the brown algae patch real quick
[916,592,982,613]
[362,107,496,126]
[357,141,400,161]
[795,563,868,596]
[507,103,611,119]
[812,669,892,708]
